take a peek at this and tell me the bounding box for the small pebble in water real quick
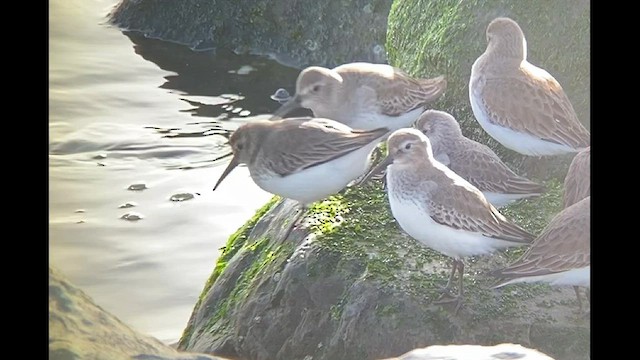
[231,107,242,114]
[304,39,319,51]
[97,163,106,167]
[236,65,256,75]
[372,44,385,55]
[270,88,291,104]
[118,202,138,209]
[239,110,251,117]
[76,220,85,224]
[120,212,144,221]
[127,183,148,191]
[170,193,194,202]
[92,154,107,160]
[74,209,86,213]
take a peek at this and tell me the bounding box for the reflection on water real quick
[49,0,303,344]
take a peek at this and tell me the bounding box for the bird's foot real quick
[434,294,463,315]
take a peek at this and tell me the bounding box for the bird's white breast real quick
[469,75,579,156]
[253,140,381,205]
[386,166,520,259]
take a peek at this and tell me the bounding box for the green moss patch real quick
[386,0,590,174]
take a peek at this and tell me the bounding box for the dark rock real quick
[108,0,394,69]
[179,185,589,360]
[49,266,229,360]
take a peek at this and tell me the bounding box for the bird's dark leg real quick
[282,204,307,240]
[454,261,465,314]
[434,259,464,314]
[437,259,459,296]
[573,286,583,314]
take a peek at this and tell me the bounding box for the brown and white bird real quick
[272,62,447,131]
[414,109,544,207]
[563,146,590,208]
[359,128,535,312]
[213,117,388,237]
[469,17,590,156]
[492,196,590,313]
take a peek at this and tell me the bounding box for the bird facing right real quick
[469,17,590,156]
[359,128,535,312]
[414,109,545,207]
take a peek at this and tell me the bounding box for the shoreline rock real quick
[179,182,589,360]
[107,0,393,69]
[49,266,228,360]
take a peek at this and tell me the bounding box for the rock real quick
[179,182,589,360]
[49,266,229,360]
[107,0,393,69]
[386,0,590,179]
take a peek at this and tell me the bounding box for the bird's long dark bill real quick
[357,153,394,186]
[213,156,240,191]
[271,96,301,119]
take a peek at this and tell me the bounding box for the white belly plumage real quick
[469,82,580,156]
[387,168,521,259]
[495,266,590,288]
[349,107,426,132]
[253,140,380,205]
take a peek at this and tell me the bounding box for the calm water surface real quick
[49,0,300,344]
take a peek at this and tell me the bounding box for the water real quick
[49,0,302,344]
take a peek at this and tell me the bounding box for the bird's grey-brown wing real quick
[376,71,447,117]
[448,140,545,195]
[563,146,590,208]
[493,196,590,279]
[265,118,387,176]
[478,71,590,149]
[418,170,534,243]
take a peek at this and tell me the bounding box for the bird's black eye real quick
[312,84,321,92]
[405,143,412,150]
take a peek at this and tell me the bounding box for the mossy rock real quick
[178,179,588,360]
[108,0,393,69]
[386,0,590,179]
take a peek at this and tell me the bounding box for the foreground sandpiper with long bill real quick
[212,117,388,238]
[272,62,447,131]
[359,128,535,312]
[414,109,545,207]
[469,17,590,156]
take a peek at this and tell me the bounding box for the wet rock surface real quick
[108,0,393,69]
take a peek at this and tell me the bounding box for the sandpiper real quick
[415,109,545,207]
[492,196,590,314]
[359,128,535,312]
[272,62,447,131]
[469,17,590,156]
[563,146,590,208]
[212,117,388,238]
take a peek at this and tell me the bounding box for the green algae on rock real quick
[386,0,590,179]
[179,178,587,360]
[176,2,589,358]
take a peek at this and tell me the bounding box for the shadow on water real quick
[122,30,312,122]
